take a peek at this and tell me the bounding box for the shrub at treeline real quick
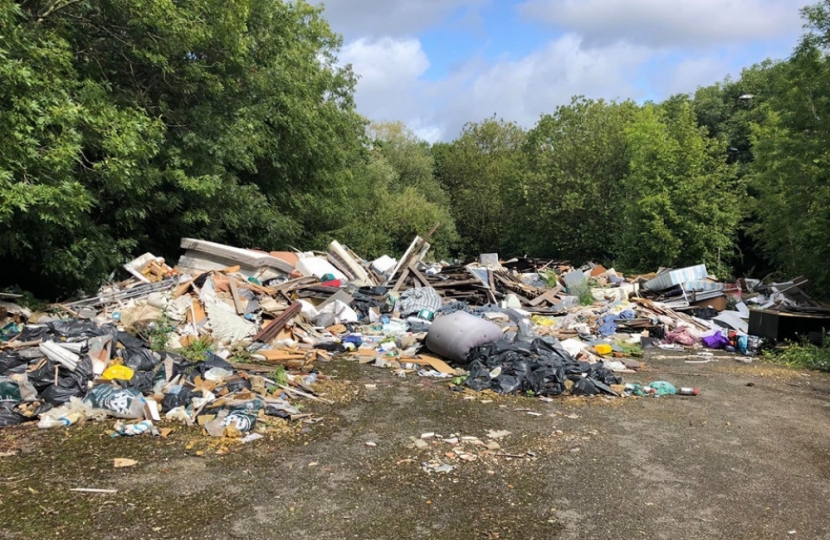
[1,0,829,299]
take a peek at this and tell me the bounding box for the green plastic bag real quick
[649,381,677,396]
[0,378,22,403]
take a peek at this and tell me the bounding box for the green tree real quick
[0,0,366,296]
[619,103,740,276]
[749,0,830,295]
[368,122,450,207]
[333,123,458,259]
[521,98,638,262]
[434,117,526,257]
[689,62,787,278]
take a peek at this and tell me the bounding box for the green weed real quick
[539,270,560,288]
[178,337,214,362]
[267,366,289,393]
[270,366,289,385]
[762,334,830,372]
[142,313,175,352]
[568,282,595,306]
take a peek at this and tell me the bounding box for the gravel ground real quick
[2,350,830,540]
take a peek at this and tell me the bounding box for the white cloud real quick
[336,3,804,141]
[340,37,430,123]
[437,35,652,137]
[654,55,736,96]
[340,34,654,141]
[518,0,807,48]
[317,0,487,38]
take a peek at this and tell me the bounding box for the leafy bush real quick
[762,334,830,372]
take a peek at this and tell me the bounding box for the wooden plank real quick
[188,300,206,325]
[258,350,310,361]
[274,276,319,292]
[173,278,195,298]
[486,269,498,304]
[392,267,411,293]
[253,300,303,342]
[211,272,230,292]
[388,223,441,285]
[402,353,456,374]
[408,264,431,287]
[486,289,498,305]
[0,339,42,350]
[512,293,534,305]
[240,281,277,296]
[431,279,480,288]
[277,384,333,404]
[222,362,276,373]
[229,278,245,315]
[528,285,563,307]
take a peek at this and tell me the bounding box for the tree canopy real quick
[4,0,830,299]
[1,0,365,296]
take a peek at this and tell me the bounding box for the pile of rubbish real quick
[0,314,317,434]
[4,228,825,432]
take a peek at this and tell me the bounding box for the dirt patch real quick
[3,353,830,539]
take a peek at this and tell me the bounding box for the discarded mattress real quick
[644,264,708,292]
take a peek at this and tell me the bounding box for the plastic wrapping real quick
[0,401,52,428]
[83,385,145,418]
[19,325,50,342]
[119,347,160,372]
[664,326,698,347]
[426,311,503,363]
[39,357,94,405]
[161,387,196,412]
[0,352,29,376]
[0,378,22,403]
[464,338,619,396]
[120,370,157,395]
[49,320,113,339]
[702,332,729,349]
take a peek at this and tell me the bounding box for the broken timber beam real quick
[253,300,302,343]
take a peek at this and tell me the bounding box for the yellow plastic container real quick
[594,344,613,356]
[102,364,135,381]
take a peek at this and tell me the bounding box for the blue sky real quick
[318,0,810,141]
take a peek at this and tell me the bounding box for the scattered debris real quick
[410,431,536,475]
[4,232,822,438]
